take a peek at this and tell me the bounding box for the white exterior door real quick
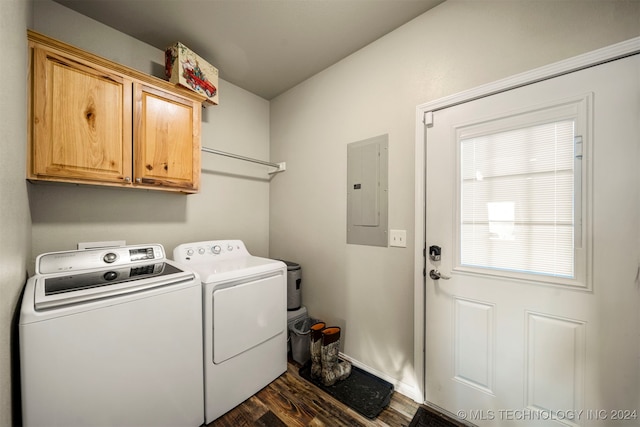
[424,54,639,426]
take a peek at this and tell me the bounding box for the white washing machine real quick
[19,244,204,427]
[173,240,287,424]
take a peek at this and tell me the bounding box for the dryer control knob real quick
[212,245,221,254]
[227,245,233,251]
[186,249,194,256]
[198,247,205,255]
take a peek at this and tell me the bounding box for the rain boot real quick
[309,321,326,379]
[320,326,351,386]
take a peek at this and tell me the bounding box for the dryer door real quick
[212,272,286,364]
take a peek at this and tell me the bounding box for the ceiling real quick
[53,0,444,99]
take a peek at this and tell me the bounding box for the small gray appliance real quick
[282,260,301,310]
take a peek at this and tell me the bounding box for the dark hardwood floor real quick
[209,361,420,427]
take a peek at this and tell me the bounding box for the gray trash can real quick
[288,316,316,365]
[281,260,302,311]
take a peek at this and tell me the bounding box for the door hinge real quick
[424,111,434,127]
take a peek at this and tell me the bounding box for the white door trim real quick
[413,36,640,404]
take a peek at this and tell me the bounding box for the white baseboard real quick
[338,352,422,403]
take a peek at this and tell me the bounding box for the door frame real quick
[413,36,640,404]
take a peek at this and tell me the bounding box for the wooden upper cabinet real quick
[27,30,204,193]
[134,83,200,191]
[31,47,133,184]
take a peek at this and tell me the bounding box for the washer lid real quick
[34,262,195,310]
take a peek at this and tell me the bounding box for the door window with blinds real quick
[455,96,591,289]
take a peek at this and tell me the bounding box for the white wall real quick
[29,0,272,262]
[269,0,640,398]
[0,0,32,425]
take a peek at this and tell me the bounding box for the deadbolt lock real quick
[429,245,441,261]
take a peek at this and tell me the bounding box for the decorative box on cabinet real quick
[165,42,219,105]
[27,30,205,193]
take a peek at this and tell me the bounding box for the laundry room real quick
[2,1,640,426]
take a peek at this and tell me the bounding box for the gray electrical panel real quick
[347,134,388,247]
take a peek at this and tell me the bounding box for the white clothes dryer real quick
[173,240,287,424]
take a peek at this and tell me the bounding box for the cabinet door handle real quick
[124,176,131,183]
[136,178,142,183]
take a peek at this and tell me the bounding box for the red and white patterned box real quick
[165,42,219,105]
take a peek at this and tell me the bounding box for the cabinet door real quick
[30,48,133,183]
[134,83,201,192]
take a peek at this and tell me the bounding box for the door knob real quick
[429,269,450,280]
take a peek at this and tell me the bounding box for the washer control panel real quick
[173,240,250,262]
[37,244,165,274]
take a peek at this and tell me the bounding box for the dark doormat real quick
[409,406,460,427]
[298,361,393,419]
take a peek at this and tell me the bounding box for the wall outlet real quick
[389,229,407,248]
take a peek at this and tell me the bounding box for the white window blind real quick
[460,120,576,278]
